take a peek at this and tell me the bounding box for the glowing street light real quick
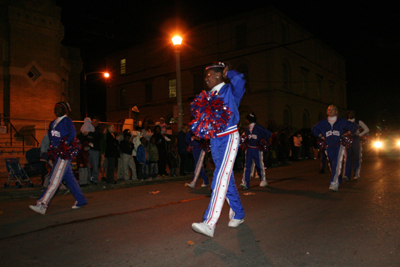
[172,35,183,131]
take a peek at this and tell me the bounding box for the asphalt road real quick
[1,152,400,267]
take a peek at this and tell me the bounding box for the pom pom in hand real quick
[48,137,81,161]
[189,91,232,139]
[240,132,248,150]
[200,139,211,152]
[258,138,270,152]
[317,138,326,149]
[340,132,353,149]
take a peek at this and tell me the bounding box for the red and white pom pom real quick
[189,91,232,139]
[48,137,81,161]
[258,138,270,152]
[240,132,248,150]
[340,132,353,149]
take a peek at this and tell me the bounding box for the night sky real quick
[56,0,400,130]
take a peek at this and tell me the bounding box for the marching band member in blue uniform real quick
[240,113,271,189]
[191,62,245,237]
[185,130,209,188]
[344,110,369,181]
[29,102,87,215]
[312,105,358,192]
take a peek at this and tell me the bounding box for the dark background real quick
[56,0,400,131]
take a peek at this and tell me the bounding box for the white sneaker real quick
[191,222,214,237]
[329,183,339,192]
[71,201,85,210]
[185,182,195,189]
[201,183,209,188]
[354,176,359,180]
[343,176,349,182]
[29,204,46,215]
[260,180,268,187]
[228,218,244,228]
[240,183,249,190]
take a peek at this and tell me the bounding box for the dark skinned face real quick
[54,105,66,117]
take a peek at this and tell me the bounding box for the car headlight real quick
[374,141,383,148]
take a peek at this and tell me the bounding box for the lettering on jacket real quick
[51,130,61,138]
[248,134,258,140]
[325,130,340,137]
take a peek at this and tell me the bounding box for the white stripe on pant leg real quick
[192,150,205,185]
[227,198,235,220]
[206,132,239,227]
[38,159,67,207]
[259,151,266,182]
[241,149,248,184]
[333,146,345,185]
[356,145,362,177]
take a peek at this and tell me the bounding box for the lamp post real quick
[83,71,110,117]
[172,36,183,131]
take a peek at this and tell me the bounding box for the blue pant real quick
[190,146,208,185]
[38,158,87,208]
[88,149,99,182]
[241,147,266,188]
[202,131,244,228]
[326,145,346,185]
[345,138,362,178]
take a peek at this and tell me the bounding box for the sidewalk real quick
[0,173,196,202]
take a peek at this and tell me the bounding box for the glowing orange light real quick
[104,72,110,78]
[172,36,182,45]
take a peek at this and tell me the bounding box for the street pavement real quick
[1,153,400,267]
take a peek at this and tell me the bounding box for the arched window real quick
[302,109,310,129]
[283,105,292,128]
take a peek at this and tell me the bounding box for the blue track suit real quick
[37,116,87,208]
[344,119,365,179]
[202,70,245,228]
[312,117,357,187]
[186,131,209,186]
[241,123,271,188]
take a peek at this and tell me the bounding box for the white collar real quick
[348,118,355,122]
[211,82,225,94]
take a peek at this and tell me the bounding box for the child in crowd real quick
[137,137,148,180]
[76,137,90,187]
[148,136,159,179]
[167,143,179,177]
[119,133,137,181]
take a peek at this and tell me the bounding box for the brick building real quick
[105,7,346,133]
[0,0,82,144]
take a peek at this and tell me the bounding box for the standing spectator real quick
[344,110,369,181]
[131,129,142,180]
[191,62,245,237]
[159,117,168,134]
[105,124,119,184]
[153,125,168,176]
[312,105,358,191]
[136,137,147,180]
[167,143,179,177]
[29,102,87,215]
[116,132,124,180]
[99,126,107,181]
[141,121,153,141]
[184,130,209,188]
[177,125,189,175]
[76,136,90,187]
[148,136,159,179]
[86,116,103,185]
[240,113,271,190]
[119,132,137,181]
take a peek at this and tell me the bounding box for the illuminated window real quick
[120,58,126,75]
[169,79,176,98]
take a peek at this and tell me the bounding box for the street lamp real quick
[172,36,183,131]
[83,71,110,117]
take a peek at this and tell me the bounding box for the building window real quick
[316,74,323,99]
[283,106,292,128]
[120,87,126,106]
[27,66,41,81]
[301,67,309,95]
[302,109,310,128]
[145,83,152,102]
[235,24,247,49]
[169,79,176,98]
[120,58,126,75]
